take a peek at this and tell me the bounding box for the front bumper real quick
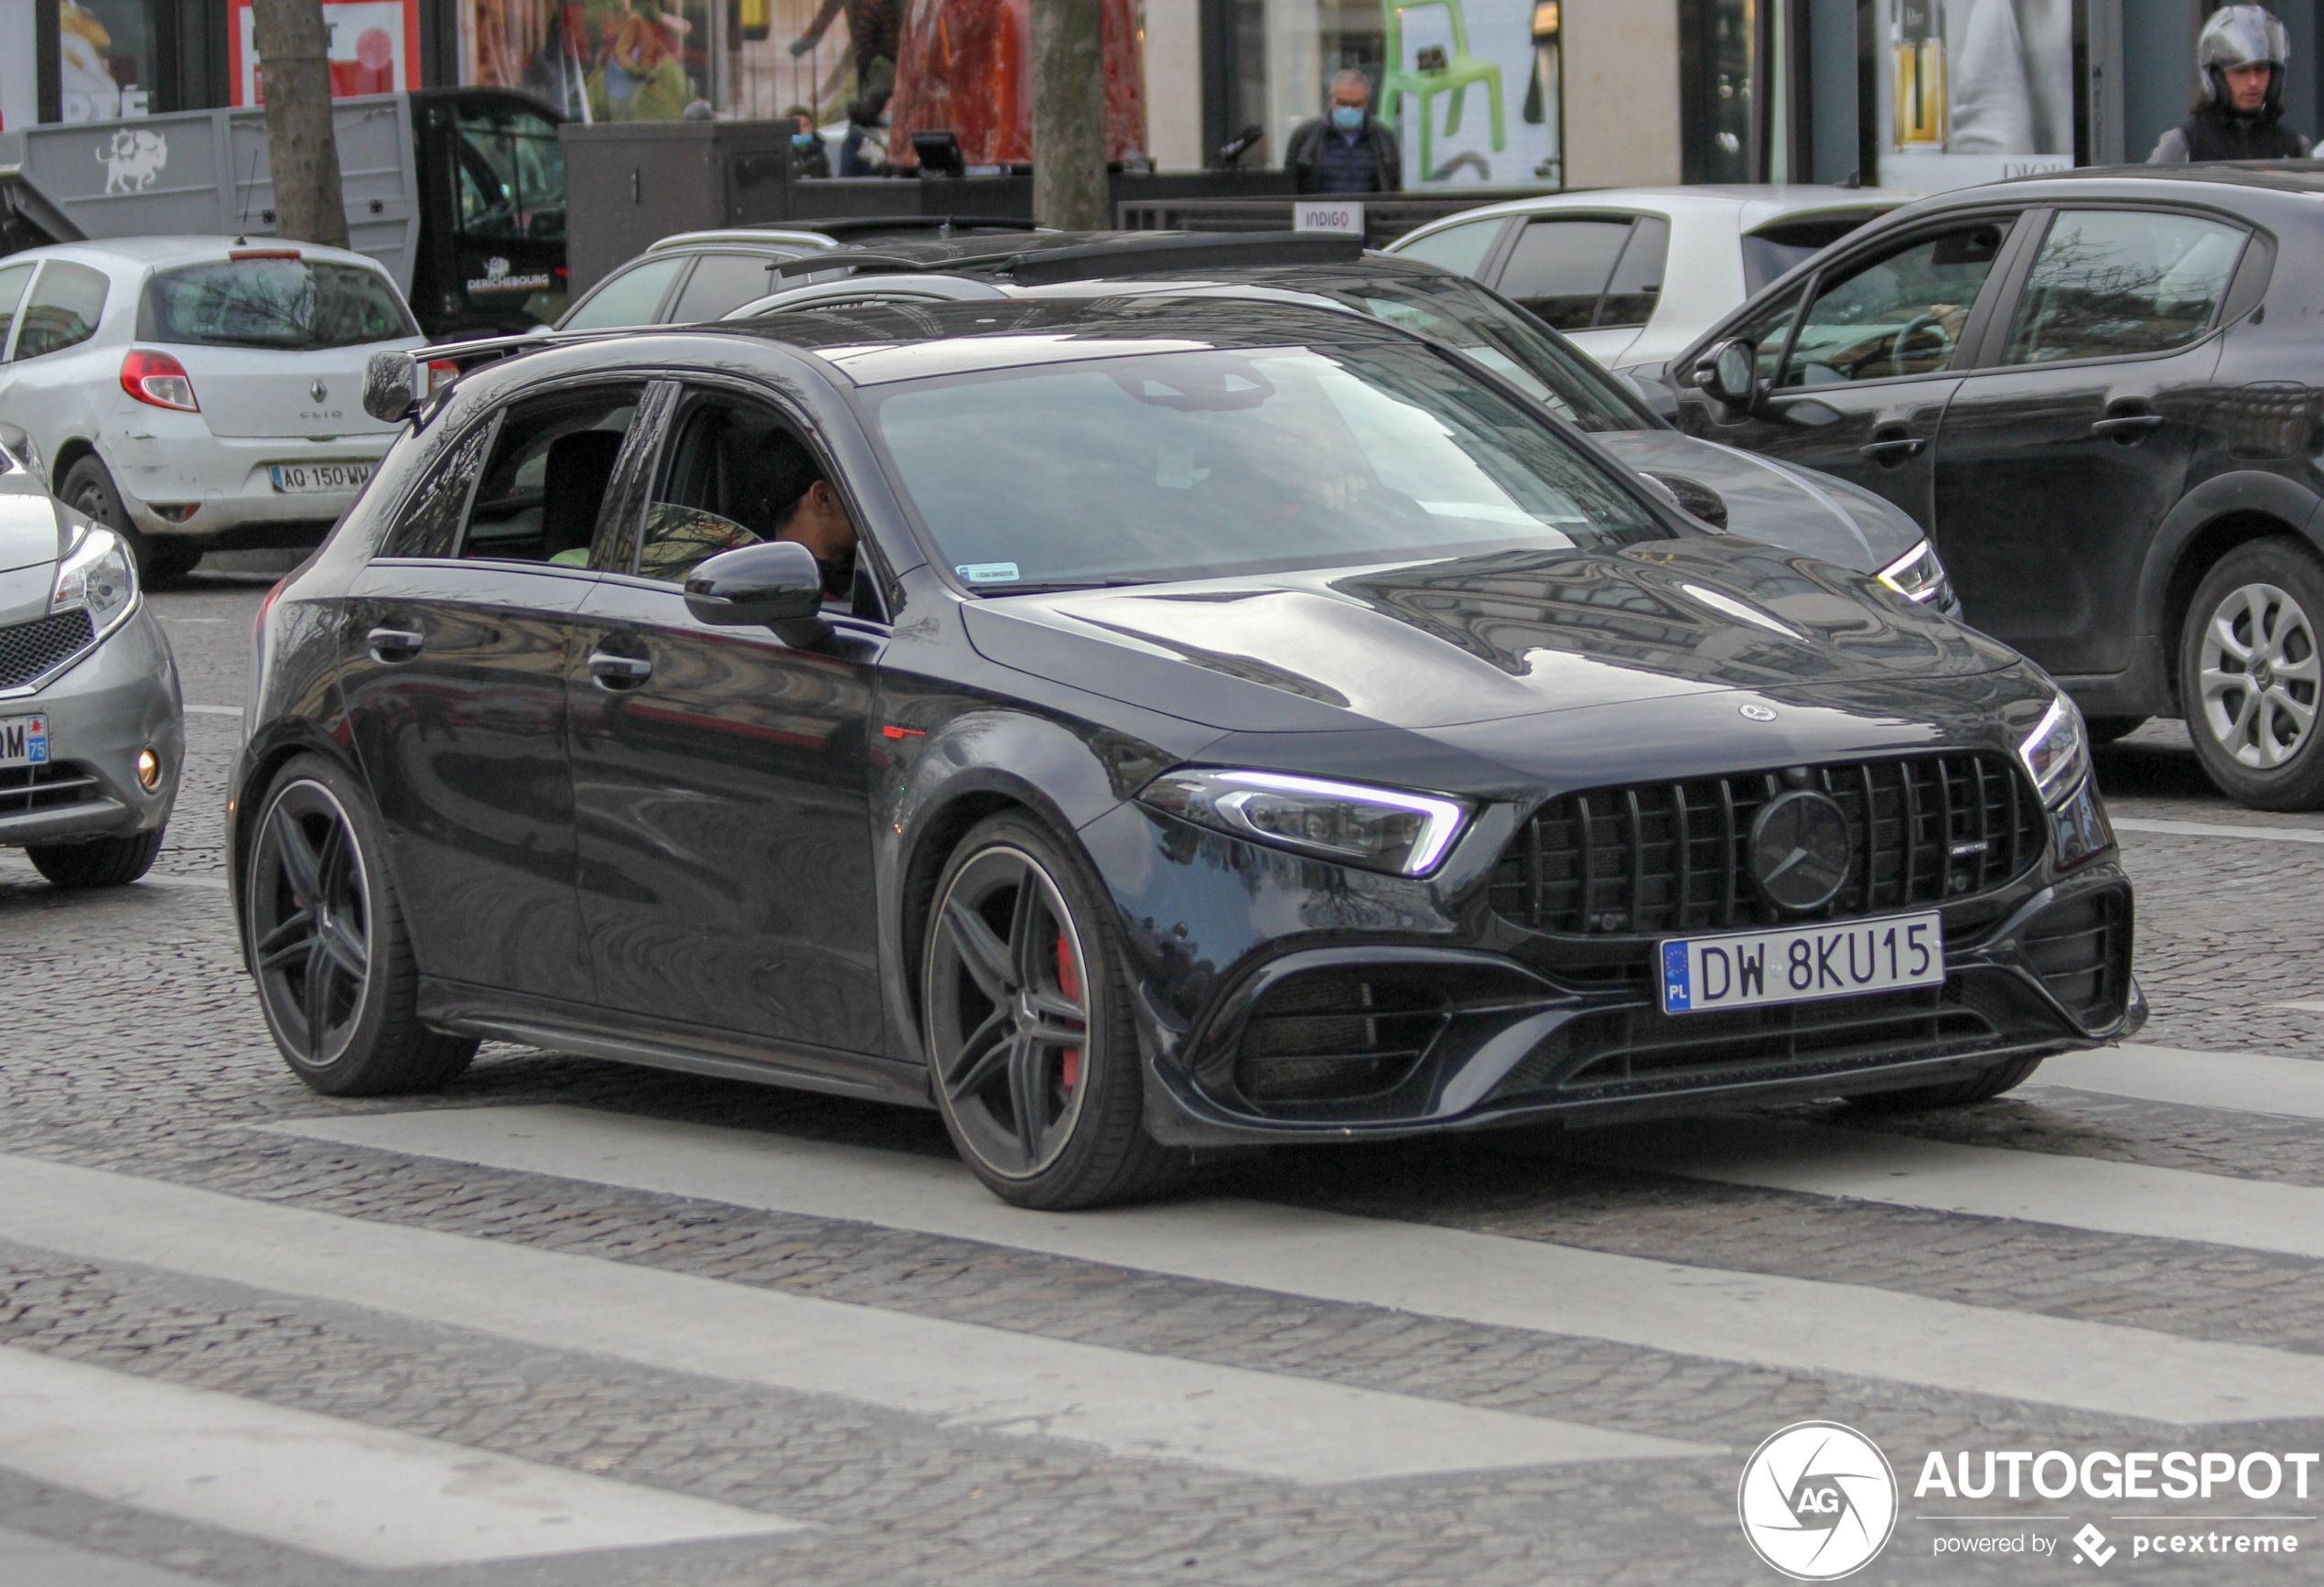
[0,603,183,849]
[1091,797,2141,1149]
[102,420,394,545]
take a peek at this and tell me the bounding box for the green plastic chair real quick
[1379,0,1506,179]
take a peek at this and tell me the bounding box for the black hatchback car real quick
[1667,165,2324,809]
[231,297,2139,1207]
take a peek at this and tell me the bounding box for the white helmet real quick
[2199,5,2292,113]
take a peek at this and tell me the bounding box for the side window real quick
[668,254,786,322]
[561,257,686,330]
[0,264,32,355]
[462,388,642,564]
[1780,220,2013,388]
[1598,217,1670,329]
[1494,218,1638,330]
[637,394,848,597]
[14,261,110,360]
[1720,282,1808,387]
[1393,218,1508,278]
[382,423,494,559]
[457,111,566,242]
[2004,210,2247,366]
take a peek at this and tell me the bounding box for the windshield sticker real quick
[1156,445,1210,491]
[956,562,1021,584]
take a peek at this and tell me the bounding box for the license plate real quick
[0,713,48,769]
[268,462,373,494]
[1659,912,1944,1015]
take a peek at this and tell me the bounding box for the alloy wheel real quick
[924,846,1093,1181]
[250,779,374,1065]
[2198,581,2321,770]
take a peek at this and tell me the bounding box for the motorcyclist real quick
[2150,5,2311,162]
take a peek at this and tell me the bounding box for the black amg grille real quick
[1494,987,1997,1103]
[0,761,102,816]
[0,609,96,689]
[1233,970,1449,1103]
[1489,753,2044,938]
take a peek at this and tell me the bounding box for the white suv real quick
[0,237,426,582]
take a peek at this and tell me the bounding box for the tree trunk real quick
[249,0,349,247]
[1030,0,1107,231]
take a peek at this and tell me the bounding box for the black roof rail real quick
[793,215,1042,236]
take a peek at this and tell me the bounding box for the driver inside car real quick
[636,434,859,598]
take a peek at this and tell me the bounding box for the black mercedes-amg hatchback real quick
[229,297,2141,1208]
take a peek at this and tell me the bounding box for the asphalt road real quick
[6,563,2324,1585]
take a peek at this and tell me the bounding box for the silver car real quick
[0,419,181,887]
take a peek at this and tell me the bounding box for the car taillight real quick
[121,350,199,412]
[426,359,459,396]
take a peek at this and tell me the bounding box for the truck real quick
[0,89,569,339]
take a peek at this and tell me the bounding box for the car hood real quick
[963,539,2017,736]
[1592,430,1923,572]
[0,471,69,623]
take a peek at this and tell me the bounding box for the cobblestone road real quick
[7,562,2324,1585]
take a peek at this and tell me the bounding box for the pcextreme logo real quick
[1738,1420,1899,1580]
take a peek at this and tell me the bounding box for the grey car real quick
[721,236,1954,609]
[0,419,182,887]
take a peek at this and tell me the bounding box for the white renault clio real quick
[0,238,426,583]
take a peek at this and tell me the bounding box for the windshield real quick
[867,344,1669,591]
[140,259,418,351]
[1338,275,1658,432]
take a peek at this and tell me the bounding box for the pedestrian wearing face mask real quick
[2150,5,2310,162]
[785,105,832,178]
[1286,70,1403,194]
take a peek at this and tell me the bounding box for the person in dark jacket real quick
[1286,70,1403,194]
[785,105,832,178]
[2150,5,2311,162]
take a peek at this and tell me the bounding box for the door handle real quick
[365,626,424,663]
[1857,436,1927,464]
[2091,414,2166,442]
[587,650,653,689]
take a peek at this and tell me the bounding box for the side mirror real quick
[363,351,418,424]
[0,420,37,476]
[684,538,826,629]
[1695,339,1761,413]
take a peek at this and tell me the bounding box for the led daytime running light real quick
[1142,769,1471,877]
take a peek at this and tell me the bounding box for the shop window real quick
[59,0,162,121]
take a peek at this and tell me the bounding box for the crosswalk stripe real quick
[0,1344,800,1568]
[1569,1114,2324,1261]
[0,1152,1705,1483]
[2113,817,2324,844]
[262,1105,2324,1426]
[2036,1044,2324,1122]
[0,1524,212,1586]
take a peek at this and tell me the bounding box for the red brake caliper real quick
[1056,935,1082,1092]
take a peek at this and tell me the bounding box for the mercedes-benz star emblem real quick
[309,379,328,402]
[1748,790,1854,912]
[1740,703,1778,722]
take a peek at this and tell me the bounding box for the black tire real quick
[59,454,200,587]
[920,811,1190,1209]
[2084,715,2148,747]
[2179,538,2324,810]
[243,753,476,1096]
[25,828,164,888]
[1844,1054,2046,1114]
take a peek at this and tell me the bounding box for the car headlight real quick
[1139,769,1471,877]
[2017,691,2090,807]
[51,525,138,637]
[1877,539,1954,608]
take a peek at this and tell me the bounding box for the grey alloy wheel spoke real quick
[255,906,317,970]
[943,1007,1014,1102]
[1006,864,1049,988]
[315,914,369,982]
[301,934,334,1058]
[1006,1031,1049,1162]
[943,895,1017,1003]
[271,803,324,904]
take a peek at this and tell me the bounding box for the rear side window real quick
[1740,211,1890,294]
[13,261,109,360]
[139,258,418,351]
[560,256,685,329]
[1598,217,1670,329]
[1393,218,1507,278]
[462,388,642,564]
[668,253,787,322]
[2004,210,2247,366]
[1495,218,1635,330]
[0,264,32,355]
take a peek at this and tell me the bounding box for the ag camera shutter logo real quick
[1738,1420,1899,1580]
